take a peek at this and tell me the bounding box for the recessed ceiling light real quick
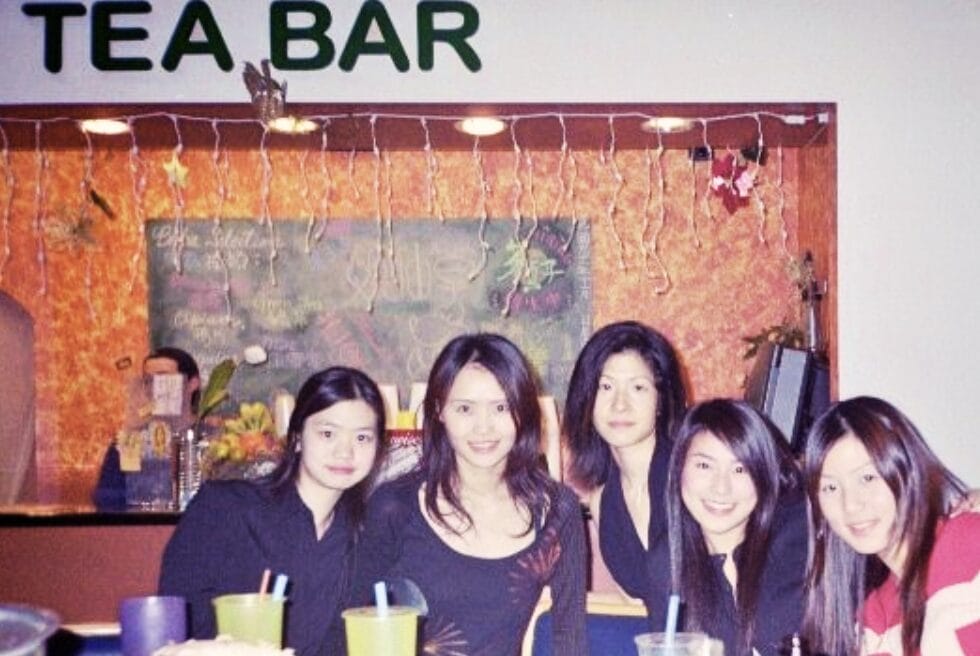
[641,117,695,133]
[454,117,507,137]
[78,119,130,135]
[267,116,318,134]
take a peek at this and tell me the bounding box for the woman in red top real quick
[803,396,977,656]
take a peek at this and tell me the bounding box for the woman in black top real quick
[563,321,687,603]
[355,333,587,656]
[159,367,389,656]
[646,399,806,656]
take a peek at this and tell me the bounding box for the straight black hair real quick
[263,366,388,525]
[802,396,966,656]
[421,333,556,534]
[667,399,800,656]
[563,321,687,489]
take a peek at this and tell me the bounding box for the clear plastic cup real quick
[342,606,418,656]
[634,632,710,656]
[211,593,283,647]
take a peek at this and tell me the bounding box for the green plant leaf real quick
[197,358,237,422]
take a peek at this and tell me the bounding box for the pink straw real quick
[258,568,271,597]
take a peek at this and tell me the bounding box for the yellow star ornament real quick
[163,152,189,188]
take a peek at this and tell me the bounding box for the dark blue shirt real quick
[353,473,588,656]
[159,480,353,656]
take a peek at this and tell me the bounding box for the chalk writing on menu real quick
[147,218,592,407]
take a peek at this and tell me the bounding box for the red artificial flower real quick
[710,153,755,214]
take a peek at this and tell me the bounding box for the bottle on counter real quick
[177,428,202,510]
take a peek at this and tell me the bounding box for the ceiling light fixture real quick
[455,117,507,137]
[78,119,130,135]
[641,117,695,133]
[267,116,318,135]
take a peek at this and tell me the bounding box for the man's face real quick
[143,356,200,415]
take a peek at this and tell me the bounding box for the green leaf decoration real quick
[197,358,237,423]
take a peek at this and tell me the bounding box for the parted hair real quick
[264,366,389,525]
[802,396,967,656]
[563,321,687,489]
[421,332,556,534]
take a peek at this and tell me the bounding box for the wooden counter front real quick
[0,507,177,623]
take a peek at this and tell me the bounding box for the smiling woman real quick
[353,333,588,655]
[802,397,976,656]
[648,399,807,656]
[158,366,389,656]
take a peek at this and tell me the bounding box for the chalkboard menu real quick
[148,218,591,407]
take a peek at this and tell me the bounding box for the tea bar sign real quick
[17,1,481,74]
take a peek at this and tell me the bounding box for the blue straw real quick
[665,593,680,645]
[271,574,288,600]
[373,581,389,616]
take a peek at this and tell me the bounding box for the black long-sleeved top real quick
[158,480,352,656]
[598,435,672,602]
[645,493,808,656]
[352,473,588,656]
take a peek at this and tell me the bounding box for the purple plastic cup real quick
[119,595,187,656]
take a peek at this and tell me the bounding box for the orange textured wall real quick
[0,144,806,502]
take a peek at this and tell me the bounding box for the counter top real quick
[0,503,179,527]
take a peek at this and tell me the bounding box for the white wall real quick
[2,1,977,482]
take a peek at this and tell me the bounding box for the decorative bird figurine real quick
[242,59,287,124]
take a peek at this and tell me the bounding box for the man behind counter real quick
[92,347,201,509]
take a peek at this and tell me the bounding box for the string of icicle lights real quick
[0,108,829,317]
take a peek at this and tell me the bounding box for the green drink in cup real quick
[342,606,418,656]
[212,593,284,647]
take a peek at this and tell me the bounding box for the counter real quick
[0,505,178,623]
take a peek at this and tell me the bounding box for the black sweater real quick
[352,473,588,656]
[598,435,672,602]
[158,480,352,656]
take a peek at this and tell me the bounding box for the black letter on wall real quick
[22,2,87,73]
[418,1,480,72]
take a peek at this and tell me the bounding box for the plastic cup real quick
[119,595,187,656]
[211,593,284,647]
[342,606,418,656]
[634,632,709,656]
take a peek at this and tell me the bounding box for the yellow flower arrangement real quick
[203,401,284,480]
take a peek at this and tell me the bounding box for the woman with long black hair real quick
[647,399,807,656]
[354,333,587,655]
[563,321,687,604]
[160,366,389,655]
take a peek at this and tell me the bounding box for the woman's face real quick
[439,362,517,476]
[591,350,658,449]
[817,433,900,569]
[296,399,379,497]
[680,431,759,554]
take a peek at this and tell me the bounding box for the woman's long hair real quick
[563,321,687,489]
[667,399,800,656]
[802,396,967,656]
[421,333,556,533]
[263,366,388,525]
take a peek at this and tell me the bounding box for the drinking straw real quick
[373,581,389,616]
[271,574,289,601]
[258,568,271,597]
[664,593,680,645]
